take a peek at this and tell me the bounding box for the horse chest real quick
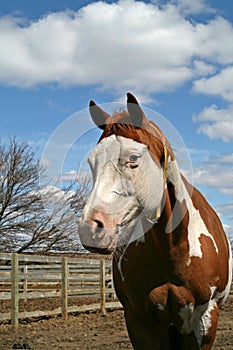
[113,254,214,322]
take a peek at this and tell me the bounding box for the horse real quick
[78,93,232,350]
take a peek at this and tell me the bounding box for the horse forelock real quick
[98,111,174,166]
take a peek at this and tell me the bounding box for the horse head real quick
[78,93,174,254]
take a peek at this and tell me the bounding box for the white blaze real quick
[83,135,164,245]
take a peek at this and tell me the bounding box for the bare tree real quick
[0,137,90,253]
[0,137,39,250]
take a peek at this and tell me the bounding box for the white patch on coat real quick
[187,204,218,261]
[179,289,217,346]
[219,238,233,305]
[167,160,218,262]
[157,303,165,311]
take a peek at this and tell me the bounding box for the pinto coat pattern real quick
[78,93,232,350]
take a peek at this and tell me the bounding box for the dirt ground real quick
[0,297,232,350]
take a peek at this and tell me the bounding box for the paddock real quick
[0,297,232,349]
[0,253,232,349]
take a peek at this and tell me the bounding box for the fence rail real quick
[0,253,121,325]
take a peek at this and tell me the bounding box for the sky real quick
[0,0,232,239]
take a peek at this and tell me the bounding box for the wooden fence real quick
[1,253,232,327]
[0,253,121,326]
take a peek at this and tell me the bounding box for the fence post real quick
[11,253,19,327]
[100,259,106,316]
[23,265,28,302]
[61,257,68,320]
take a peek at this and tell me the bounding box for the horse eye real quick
[129,154,140,162]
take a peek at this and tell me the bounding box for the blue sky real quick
[0,0,232,238]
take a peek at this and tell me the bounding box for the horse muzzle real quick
[78,220,118,254]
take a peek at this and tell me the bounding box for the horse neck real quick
[115,160,191,265]
[146,167,191,252]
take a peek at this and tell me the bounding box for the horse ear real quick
[89,100,110,130]
[127,92,145,128]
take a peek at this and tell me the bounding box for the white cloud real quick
[216,203,233,218]
[193,104,233,123]
[193,66,233,102]
[216,203,233,237]
[40,157,51,168]
[191,18,233,142]
[192,60,216,76]
[189,153,233,195]
[34,185,76,202]
[60,170,78,182]
[223,223,233,238]
[194,17,233,65]
[195,121,233,142]
[184,149,233,237]
[193,104,233,141]
[192,168,233,195]
[216,153,233,164]
[0,1,232,97]
[171,0,214,15]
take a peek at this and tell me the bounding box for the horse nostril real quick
[94,220,104,228]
